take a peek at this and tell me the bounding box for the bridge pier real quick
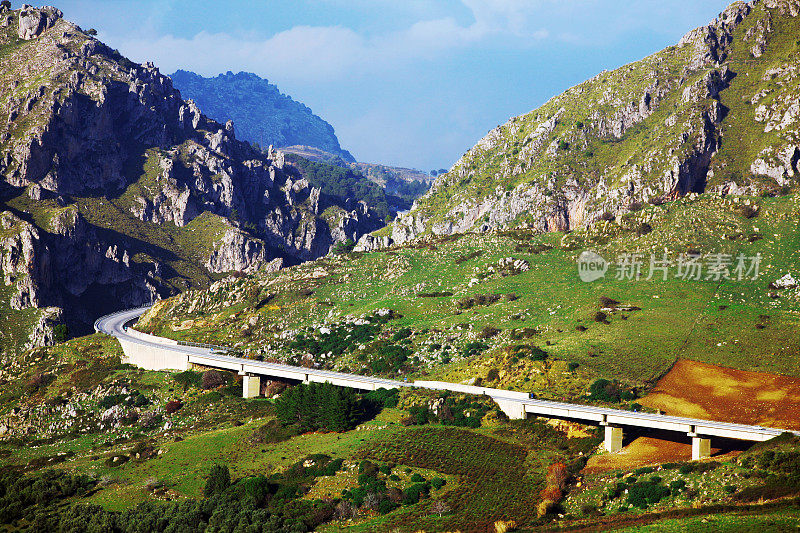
[494,399,527,420]
[691,435,711,460]
[241,374,261,399]
[604,426,623,453]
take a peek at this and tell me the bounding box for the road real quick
[96,306,796,458]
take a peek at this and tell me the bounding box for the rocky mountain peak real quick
[379,0,800,247]
[0,7,384,349]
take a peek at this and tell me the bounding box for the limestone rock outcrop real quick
[0,6,383,345]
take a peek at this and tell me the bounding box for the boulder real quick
[18,5,62,40]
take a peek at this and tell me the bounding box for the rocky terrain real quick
[0,5,384,348]
[170,70,356,162]
[381,0,800,247]
[281,145,433,209]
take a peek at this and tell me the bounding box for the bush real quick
[568,362,580,372]
[461,341,489,358]
[391,328,413,342]
[410,473,426,483]
[204,464,230,497]
[589,379,620,402]
[164,400,183,414]
[430,477,446,490]
[478,326,501,339]
[173,370,202,389]
[275,382,364,432]
[626,481,670,509]
[402,483,429,504]
[635,222,653,236]
[202,370,228,390]
[486,368,500,382]
[53,324,70,343]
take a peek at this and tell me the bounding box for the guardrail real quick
[97,306,798,444]
[177,340,229,352]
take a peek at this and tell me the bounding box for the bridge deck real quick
[95,307,795,443]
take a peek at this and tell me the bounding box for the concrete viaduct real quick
[96,307,794,461]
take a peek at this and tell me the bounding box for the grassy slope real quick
[142,192,800,396]
[0,333,597,532]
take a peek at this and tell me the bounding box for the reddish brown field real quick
[585,359,800,473]
[640,359,800,430]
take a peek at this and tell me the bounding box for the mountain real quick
[3,2,800,531]
[386,0,800,246]
[0,6,384,350]
[169,70,356,162]
[280,145,434,209]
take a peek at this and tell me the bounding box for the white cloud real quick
[111,1,549,84]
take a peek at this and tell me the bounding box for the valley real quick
[0,0,799,531]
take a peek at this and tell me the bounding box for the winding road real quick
[96,306,796,460]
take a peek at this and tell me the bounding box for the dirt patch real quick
[640,359,800,430]
[583,437,691,474]
[584,359,797,474]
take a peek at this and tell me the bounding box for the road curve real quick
[95,306,796,443]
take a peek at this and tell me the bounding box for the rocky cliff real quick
[0,5,383,350]
[169,70,355,162]
[383,0,800,246]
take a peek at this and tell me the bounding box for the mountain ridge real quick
[0,5,384,349]
[380,0,800,247]
[169,70,356,162]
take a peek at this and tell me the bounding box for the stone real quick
[18,6,62,40]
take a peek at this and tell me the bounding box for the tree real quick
[332,239,355,255]
[53,324,69,343]
[0,1,11,10]
[86,28,98,36]
[204,464,230,497]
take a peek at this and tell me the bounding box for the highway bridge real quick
[96,307,795,460]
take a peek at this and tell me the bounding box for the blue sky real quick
[49,0,731,171]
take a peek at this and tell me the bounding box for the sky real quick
[46,0,732,171]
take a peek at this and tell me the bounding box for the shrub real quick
[410,473,426,483]
[558,140,570,150]
[417,291,454,298]
[486,368,500,382]
[402,483,429,504]
[599,296,620,308]
[430,477,446,490]
[53,324,70,343]
[593,311,608,323]
[204,464,231,497]
[332,239,356,254]
[164,400,183,414]
[391,328,413,341]
[275,382,364,432]
[25,373,54,394]
[461,341,489,357]
[202,370,228,390]
[172,370,203,390]
[478,326,501,339]
[626,481,670,509]
[590,379,619,402]
[738,205,759,219]
[635,222,653,236]
[546,462,569,490]
[568,362,580,372]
